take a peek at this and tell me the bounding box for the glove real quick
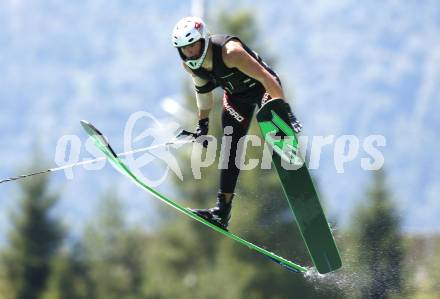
[195,118,209,148]
[283,102,302,133]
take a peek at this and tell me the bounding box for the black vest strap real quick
[195,81,217,94]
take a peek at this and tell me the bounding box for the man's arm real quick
[222,42,302,133]
[192,75,213,119]
[222,40,285,100]
[182,62,214,119]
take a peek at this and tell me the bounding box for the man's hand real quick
[195,118,209,147]
[283,102,303,133]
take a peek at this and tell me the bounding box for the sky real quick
[0,0,439,239]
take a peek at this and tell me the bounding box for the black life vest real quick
[191,34,277,96]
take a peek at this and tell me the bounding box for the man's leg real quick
[219,93,255,198]
[190,93,256,230]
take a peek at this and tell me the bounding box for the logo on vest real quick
[223,97,244,122]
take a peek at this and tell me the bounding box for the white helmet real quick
[172,17,210,70]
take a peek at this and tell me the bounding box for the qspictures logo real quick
[54,111,386,186]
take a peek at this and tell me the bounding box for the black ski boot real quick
[190,193,234,231]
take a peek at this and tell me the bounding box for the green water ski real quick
[256,99,342,274]
[80,120,307,274]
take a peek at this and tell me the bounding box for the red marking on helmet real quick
[194,22,202,30]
